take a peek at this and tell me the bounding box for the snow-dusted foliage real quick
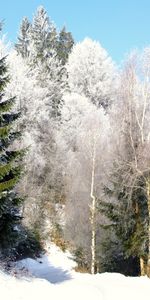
[3,5,150,277]
[56,26,74,65]
[67,38,116,108]
[15,6,74,66]
[29,6,57,64]
[6,50,47,120]
[61,92,95,149]
[106,49,150,276]
[62,91,111,271]
[15,17,31,58]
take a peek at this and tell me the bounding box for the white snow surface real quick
[0,243,150,300]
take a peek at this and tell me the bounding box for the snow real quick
[0,243,150,300]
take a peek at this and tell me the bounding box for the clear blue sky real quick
[1,0,150,63]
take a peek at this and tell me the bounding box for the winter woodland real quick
[1,6,150,278]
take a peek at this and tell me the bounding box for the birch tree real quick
[63,94,110,273]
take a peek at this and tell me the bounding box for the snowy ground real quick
[0,243,150,300]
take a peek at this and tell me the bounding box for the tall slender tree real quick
[29,6,57,64]
[15,17,31,58]
[0,44,24,255]
[62,93,110,273]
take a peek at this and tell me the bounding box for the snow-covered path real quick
[1,244,150,300]
[15,244,74,283]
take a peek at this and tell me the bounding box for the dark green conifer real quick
[0,50,24,255]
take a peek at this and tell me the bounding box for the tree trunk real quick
[146,177,150,277]
[140,257,146,276]
[91,193,96,274]
[90,137,96,275]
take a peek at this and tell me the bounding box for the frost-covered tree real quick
[5,46,67,241]
[34,51,67,119]
[16,6,75,70]
[57,26,74,65]
[62,93,111,273]
[15,17,31,58]
[67,38,116,108]
[102,50,150,277]
[29,6,57,65]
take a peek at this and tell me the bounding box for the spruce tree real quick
[15,17,31,58]
[30,6,57,64]
[0,52,24,256]
[57,26,74,65]
[98,168,148,275]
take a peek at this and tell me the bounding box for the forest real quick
[1,5,150,278]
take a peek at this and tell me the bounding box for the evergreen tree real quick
[98,172,148,275]
[0,52,24,256]
[30,6,57,64]
[35,53,66,118]
[6,47,67,242]
[15,7,75,69]
[57,26,74,65]
[15,17,31,58]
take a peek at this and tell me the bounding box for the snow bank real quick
[0,270,54,300]
[0,244,150,300]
